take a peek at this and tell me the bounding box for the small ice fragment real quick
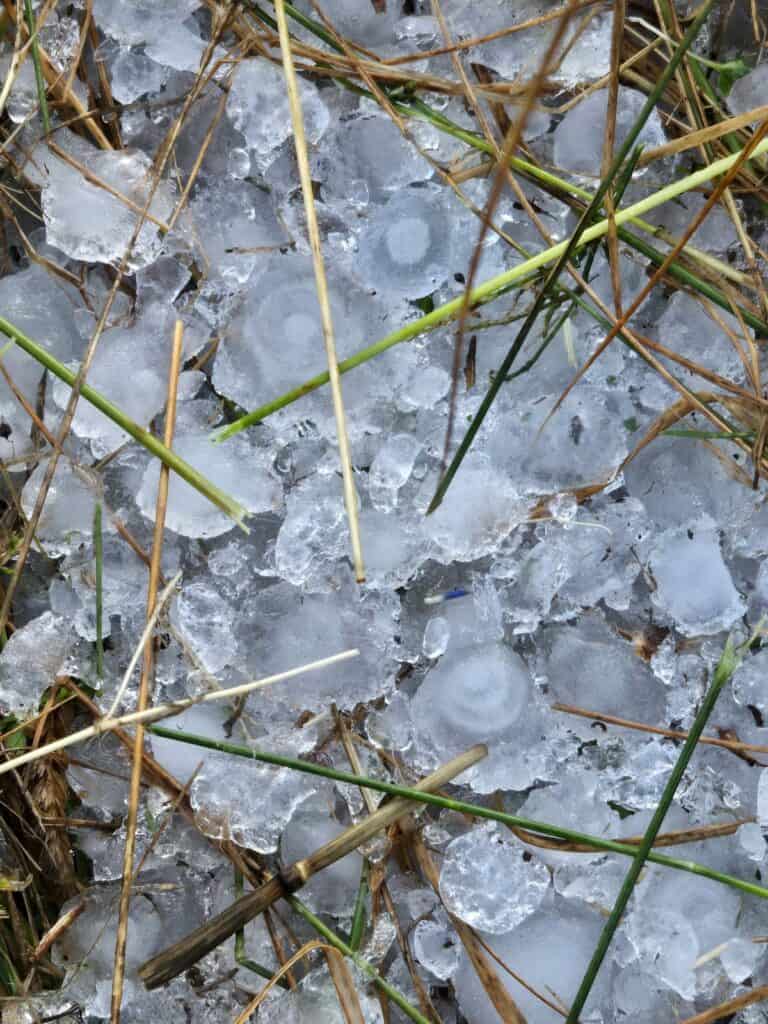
[455,904,609,1024]
[0,612,75,715]
[553,86,666,177]
[649,519,745,635]
[720,937,761,984]
[369,433,421,511]
[137,432,281,540]
[229,58,328,169]
[738,821,765,861]
[22,461,98,558]
[280,798,362,916]
[440,824,549,933]
[412,913,460,980]
[728,64,768,124]
[40,142,174,269]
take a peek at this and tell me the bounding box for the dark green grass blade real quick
[565,636,742,1023]
[349,859,369,952]
[23,0,50,134]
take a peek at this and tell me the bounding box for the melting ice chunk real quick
[280,797,362,916]
[369,433,421,511]
[40,141,174,269]
[728,64,768,124]
[542,613,665,728]
[454,903,609,1024]
[22,460,99,558]
[228,58,329,169]
[137,430,282,539]
[440,824,549,933]
[312,113,433,203]
[648,520,745,635]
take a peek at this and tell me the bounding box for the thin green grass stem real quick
[0,315,248,529]
[565,637,743,1022]
[349,860,369,952]
[23,0,50,135]
[288,895,431,1024]
[147,724,768,902]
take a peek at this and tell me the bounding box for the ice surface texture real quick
[3,3,766,1022]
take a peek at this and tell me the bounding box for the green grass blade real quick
[23,0,50,135]
[565,636,743,1023]
[287,895,431,1024]
[146,724,768,901]
[427,0,717,513]
[93,501,104,679]
[349,860,369,952]
[0,314,249,529]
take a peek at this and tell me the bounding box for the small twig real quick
[111,321,184,1021]
[233,940,345,1024]
[679,984,768,1024]
[273,0,365,582]
[29,902,84,962]
[553,702,768,757]
[93,502,104,679]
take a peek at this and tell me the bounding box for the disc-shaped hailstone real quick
[440,825,549,933]
[410,642,531,753]
[211,253,367,416]
[136,434,281,539]
[357,187,455,299]
[22,460,98,558]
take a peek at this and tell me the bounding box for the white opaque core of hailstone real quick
[284,312,318,346]
[385,216,430,265]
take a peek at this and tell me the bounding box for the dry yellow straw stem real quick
[273,0,365,582]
